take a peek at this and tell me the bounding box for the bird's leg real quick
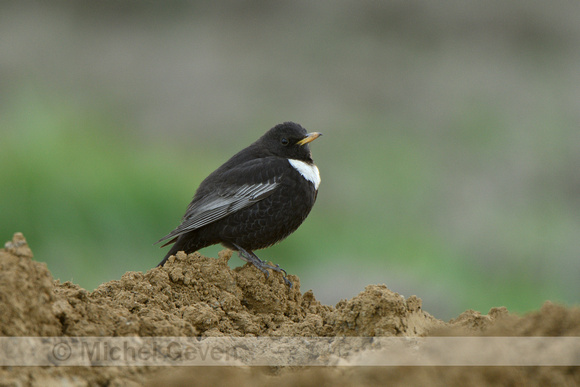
[233,244,292,287]
[236,246,271,278]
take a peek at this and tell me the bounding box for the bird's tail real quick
[156,231,209,267]
[156,250,175,267]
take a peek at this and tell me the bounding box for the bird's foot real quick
[234,244,292,288]
[259,259,287,276]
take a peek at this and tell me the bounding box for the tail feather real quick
[156,250,174,267]
[156,231,211,267]
[160,236,178,248]
[157,238,185,267]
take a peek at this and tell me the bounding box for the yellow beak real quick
[297,132,322,146]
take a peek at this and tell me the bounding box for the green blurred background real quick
[1,1,578,320]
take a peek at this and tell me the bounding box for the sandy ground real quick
[1,232,578,386]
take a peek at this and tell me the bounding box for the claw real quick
[274,264,288,276]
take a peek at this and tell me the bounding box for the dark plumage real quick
[156,121,322,287]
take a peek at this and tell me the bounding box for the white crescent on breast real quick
[288,159,321,190]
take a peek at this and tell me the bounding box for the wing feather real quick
[155,178,279,244]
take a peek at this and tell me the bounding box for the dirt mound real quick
[1,233,578,386]
[1,233,439,339]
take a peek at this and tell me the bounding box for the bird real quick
[155,121,322,287]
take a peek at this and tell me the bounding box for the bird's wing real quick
[155,158,284,244]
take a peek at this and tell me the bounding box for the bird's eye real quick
[280,138,289,146]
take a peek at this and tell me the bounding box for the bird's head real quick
[258,122,322,163]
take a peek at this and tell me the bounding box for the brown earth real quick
[1,232,578,386]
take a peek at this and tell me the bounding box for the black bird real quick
[156,121,322,286]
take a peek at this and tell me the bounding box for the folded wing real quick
[155,175,280,245]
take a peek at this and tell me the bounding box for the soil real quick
[1,232,578,386]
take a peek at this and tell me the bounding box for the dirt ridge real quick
[1,233,578,386]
